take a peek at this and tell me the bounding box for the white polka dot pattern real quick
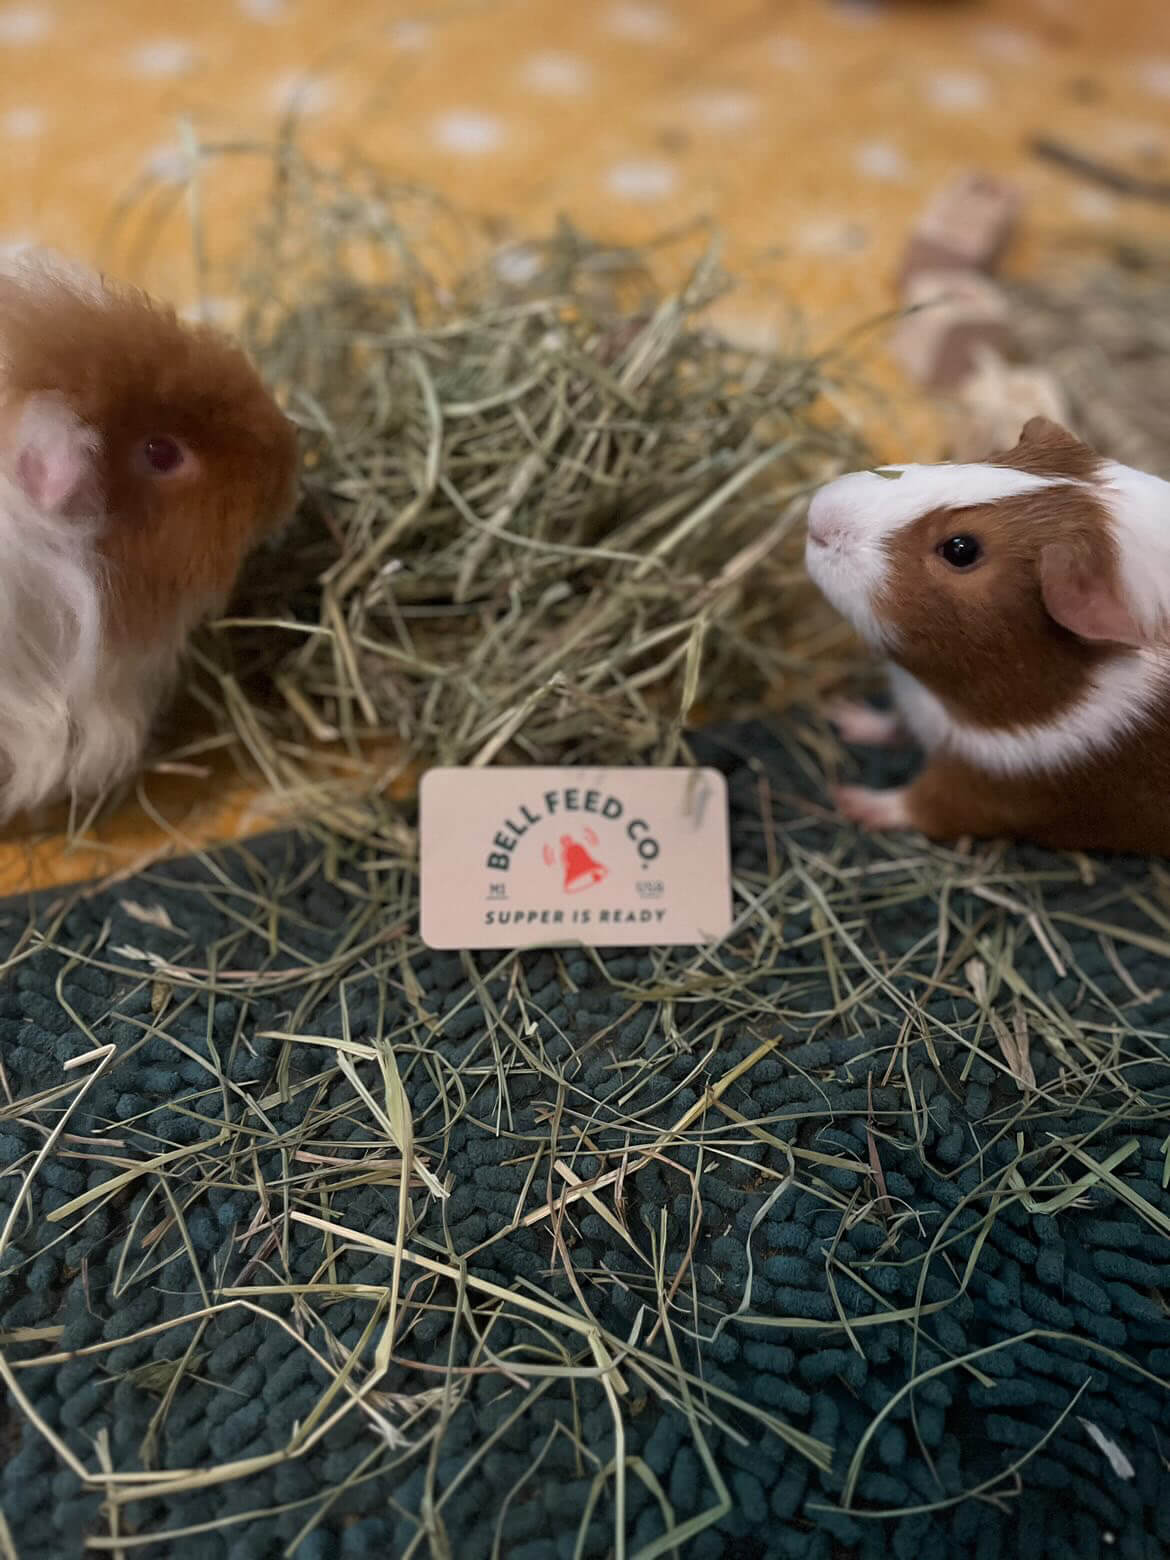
[128,39,200,79]
[269,73,336,116]
[854,140,907,181]
[0,6,49,45]
[605,160,677,200]
[432,111,505,156]
[687,89,758,130]
[924,71,991,112]
[520,53,591,95]
[603,3,673,43]
[2,106,43,138]
[389,19,431,51]
[975,27,1037,64]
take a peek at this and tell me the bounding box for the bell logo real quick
[543,829,608,893]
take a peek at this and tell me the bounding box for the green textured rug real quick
[0,719,1168,1560]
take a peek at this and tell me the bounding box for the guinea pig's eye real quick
[137,436,187,476]
[938,534,982,570]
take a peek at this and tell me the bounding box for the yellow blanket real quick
[0,0,1165,889]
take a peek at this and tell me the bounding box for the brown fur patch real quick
[904,725,1170,855]
[987,415,1102,482]
[0,268,298,649]
[879,421,1122,731]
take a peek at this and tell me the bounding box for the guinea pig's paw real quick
[831,784,913,833]
[826,699,906,749]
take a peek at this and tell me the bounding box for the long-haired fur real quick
[0,247,297,820]
[0,467,144,817]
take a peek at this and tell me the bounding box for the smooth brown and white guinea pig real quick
[0,248,298,820]
[805,416,1170,856]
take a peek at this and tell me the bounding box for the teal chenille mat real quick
[0,720,1168,1559]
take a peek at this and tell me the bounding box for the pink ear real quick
[1039,542,1143,646]
[13,393,100,513]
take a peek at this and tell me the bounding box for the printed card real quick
[420,767,732,950]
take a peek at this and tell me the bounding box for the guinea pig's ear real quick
[1023,414,1079,446]
[13,393,100,514]
[1039,541,1143,646]
[1020,416,1088,453]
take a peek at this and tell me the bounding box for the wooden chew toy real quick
[895,269,1014,391]
[892,171,1071,459]
[896,172,1022,290]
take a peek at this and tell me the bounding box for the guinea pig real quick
[0,248,298,821]
[805,415,1170,856]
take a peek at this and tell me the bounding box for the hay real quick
[162,142,870,818]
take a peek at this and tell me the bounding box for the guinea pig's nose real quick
[806,491,840,547]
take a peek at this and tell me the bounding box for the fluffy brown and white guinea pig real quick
[805,416,1170,856]
[0,248,298,821]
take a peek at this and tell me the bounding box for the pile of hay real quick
[176,148,869,809]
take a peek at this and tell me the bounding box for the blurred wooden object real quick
[895,268,1014,389]
[893,169,1068,458]
[898,173,1021,289]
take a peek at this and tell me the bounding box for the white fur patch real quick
[805,461,1067,650]
[888,656,1170,778]
[69,643,180,811]
[0,250,187,818]
[810,461,1066,536]
[1096,460,1170,637]
[804,527,888,649]
[0,469,175,820]
[0,468,100,815]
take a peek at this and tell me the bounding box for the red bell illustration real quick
[550,831,607,893]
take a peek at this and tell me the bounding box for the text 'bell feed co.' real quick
[419,767,733,951]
